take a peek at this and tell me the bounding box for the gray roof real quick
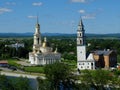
[93,50,114,56]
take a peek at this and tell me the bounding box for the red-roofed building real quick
[0,60,8,67]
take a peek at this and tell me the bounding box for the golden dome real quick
[42,37,50,47]
[42,42,47,47]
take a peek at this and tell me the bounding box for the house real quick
[0,60,8,67]
[93,50,117,69]
[5,43,24,50]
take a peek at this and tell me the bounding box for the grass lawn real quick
[7,58,77,73]
[24,66,44,73]
[7,59,21,68]
[7,59,44,73]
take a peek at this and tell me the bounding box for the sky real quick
[0,0,120,34]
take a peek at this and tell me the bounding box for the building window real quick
[37,38,39,44]
[80,40,82,44]
[80,33,81,37]
[87,66,89,68]
[91,63,93,66]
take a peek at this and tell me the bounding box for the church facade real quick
[29,19,61,65]
[77,19,95,70]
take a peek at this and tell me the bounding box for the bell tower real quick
[77,19,86,64]
[77,19,85,46]
[33,16,42,52]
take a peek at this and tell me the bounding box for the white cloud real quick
[71,0,87,3]
[6,2,16,5]
[78,8,103,19]
[32,2,43,6]
[78,9,95,19]
[28,15,37,19]
[78,9,85,14]
[0,7,12,14]
[82,13,96,19]
[70,0,95,3]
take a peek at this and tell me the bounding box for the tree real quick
[92,69,111,89]
[79,70,94,89]
[37,77,51,90]
[0,75,31,90]
[12,76,30,90]
[44,62,72,90]
[79,69,112,90]
[0,75,9,90]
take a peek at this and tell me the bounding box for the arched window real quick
[37,38,39,44]
[80,40,82,44]
[80,33,82,37]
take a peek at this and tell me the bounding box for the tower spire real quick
[77,18,85,45]
[37,15,39,24]
[80,18,83,26]
[36,15,40,29]
[78,18,84,31]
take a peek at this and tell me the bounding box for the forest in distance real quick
[0,32,120,39]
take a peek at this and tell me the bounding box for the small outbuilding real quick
[0,60,8,67]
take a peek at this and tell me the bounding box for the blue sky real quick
[0,0,120,34]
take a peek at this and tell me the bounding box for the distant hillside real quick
[0,32,120,38]
[86,33,120,39]
[0,33,33,37]
[0,33,76,37]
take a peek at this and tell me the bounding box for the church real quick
[76,19,117,70]
[77,19,95,70]
[29,18,61,65]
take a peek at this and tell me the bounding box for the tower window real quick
[80,33,82,37]
[37,38,39,44]
[80,40,82,44]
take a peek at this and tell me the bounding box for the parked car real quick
[8,66,17,71]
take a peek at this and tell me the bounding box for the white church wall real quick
[77,46,86,61]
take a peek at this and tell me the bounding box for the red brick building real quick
[93,50,117,69]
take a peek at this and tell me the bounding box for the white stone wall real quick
[77,61,95,70]
[77,46,86,61]
[29,53,61,65]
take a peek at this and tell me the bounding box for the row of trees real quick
[37,62,120,90]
